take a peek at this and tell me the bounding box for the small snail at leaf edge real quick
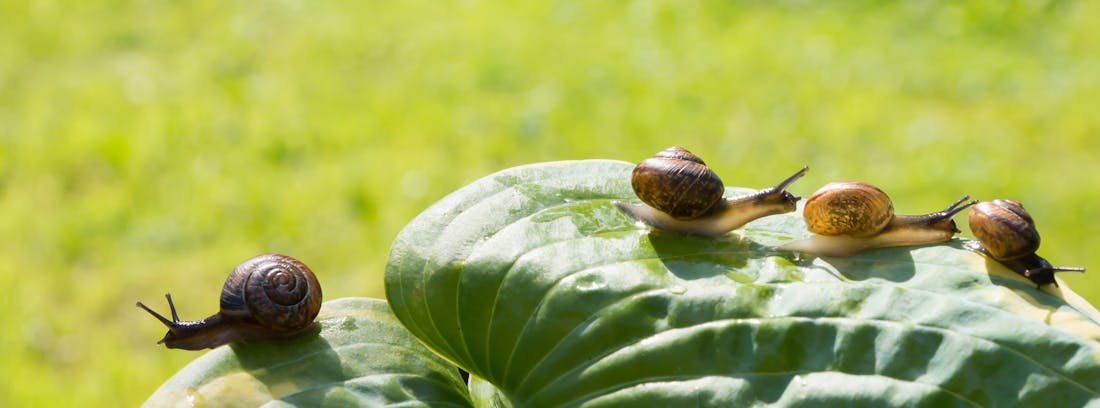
[614,146,808,237]
[778,181,976,257]
[136,254,323,350]
[966,199,1085,288]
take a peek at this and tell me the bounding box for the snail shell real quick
[966,199,1084,288]
[137,254,323,350]
[803,181,893,237]
[631,146,726,219]
[967,199,1039,261]
[780,182,975,257]
[615,146,808,236]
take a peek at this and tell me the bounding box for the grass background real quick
[2,0,1098,405]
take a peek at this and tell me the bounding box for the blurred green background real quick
[2,0,1098,405]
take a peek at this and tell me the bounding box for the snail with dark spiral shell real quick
[967,199,1085,288]
[614,146,808,236]
[136,254,323,350]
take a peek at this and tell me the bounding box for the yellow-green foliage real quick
[1,1,1098,406]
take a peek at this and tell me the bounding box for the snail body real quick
[614,146,808,237]
[967,199,1084,288]
[779,181,976,257]
[136,254,323,350]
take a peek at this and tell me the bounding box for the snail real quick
[613,146,808,237]
[966,199,1085,288]
[778,181,976,257]
[136,254,323,350]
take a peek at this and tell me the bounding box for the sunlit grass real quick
[2,1,1098,405]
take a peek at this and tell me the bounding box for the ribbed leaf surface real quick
[385,160,1100,407]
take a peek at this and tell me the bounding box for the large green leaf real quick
[144,297,471,407]
[385,160,1100,407]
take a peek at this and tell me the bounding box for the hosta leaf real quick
[385,160,1100,407]
[468,375,512,408]
[144,297,471,407]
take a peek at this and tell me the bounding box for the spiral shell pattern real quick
[220,254,322,331]
[804,181,894,237]
[968,199,1040,260]
[631,146,725,219]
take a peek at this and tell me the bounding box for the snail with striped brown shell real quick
[966,199,1085,288]
[778,181,976,257]
[136,254,323,350]
[614,146,808,236]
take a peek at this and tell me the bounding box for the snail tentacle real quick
[136,296,178,328]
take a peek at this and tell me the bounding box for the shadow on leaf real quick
[230,327,343,405]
